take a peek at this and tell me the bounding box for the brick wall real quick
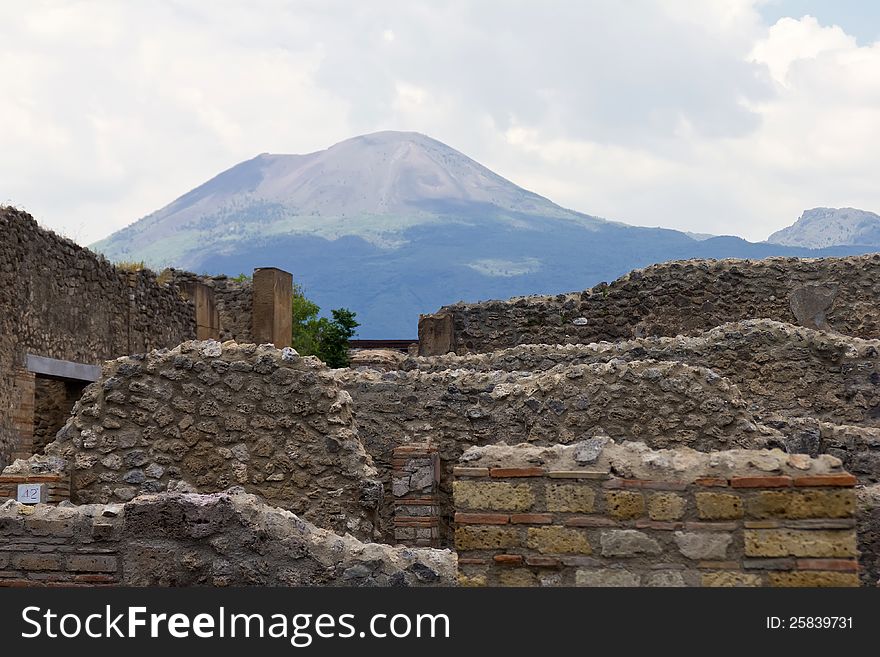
[0,491,456,587]
[19,340,384,542]
[454,442,860,587]
[0,500,121,587]
[0,473,70,504]
[9,369,35,463]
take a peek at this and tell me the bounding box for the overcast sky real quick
[2,0,879,245]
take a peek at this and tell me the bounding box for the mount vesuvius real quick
[92,131,876,338]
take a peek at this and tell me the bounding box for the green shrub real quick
[291,283,359,368]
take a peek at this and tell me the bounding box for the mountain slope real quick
[767,207,880,248]
[93,131,605,265]
[92,132,879,338]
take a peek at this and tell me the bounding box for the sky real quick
[2,0,879,245]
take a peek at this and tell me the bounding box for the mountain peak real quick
[92,131,594,266]
[767,207,880,248]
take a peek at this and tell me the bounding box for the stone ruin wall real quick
[0,491,455,587]
[338,359,782,541]
[162,269,254,343]
[3,208,880,586]
[454,441,860,587]
[23,340,383,541]
[425,255,880,354]
[396,320,880,482]
[0,207,295,472]
[0,207,197,468]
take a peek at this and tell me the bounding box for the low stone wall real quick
[406,320,880,430]
[454,441,859,587]
[428,255,880,354]
[7,340,383,541]
[340,360,779,541]
[0,491,456,587]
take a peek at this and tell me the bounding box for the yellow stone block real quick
[648,493,686,521]
[454,525,520,550]
[453,480,535,512]
[746,490,855,519]
[768,571,859,587]
[701,571,762,587]
[696,492,743,520]
[547,483,595,513]
[499,569,537,586]
[526,526,592,554]
[604,491,645,519]
[457,573,488,587]
[744,529,857,558]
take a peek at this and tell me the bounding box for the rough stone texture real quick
[575,569,640,587]
[0,491,455,587]
[648,493,686,521]
[453,481,535,512]
[600,530,661,557]
[701,572,762,587]
[527,526,592,554]
[674,531,732,560]
[767,571,860,587]
[454,441,859,587]
[744,529,857,558]
[433,255,880,353]
[392,445,441,546]
[5,340,383,540]
[403,320,880,429]
[456,440,847,482]
[790,284,837,331]
[547,483,595,513]
[745,490,855,519]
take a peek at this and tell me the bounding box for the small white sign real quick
[17,483,45,504]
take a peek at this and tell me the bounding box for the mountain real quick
[92,132,878,338]
[767,207,880,248]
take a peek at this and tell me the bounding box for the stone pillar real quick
[181,281,220,340]
[10,368,35,462]
[418,312,455,356]
[252,267,293,348]
[392,444,441,547]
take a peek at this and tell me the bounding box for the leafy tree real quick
[290,283,359,368]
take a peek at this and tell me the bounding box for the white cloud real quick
[750,15,856,85]
[0,1,879,245]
